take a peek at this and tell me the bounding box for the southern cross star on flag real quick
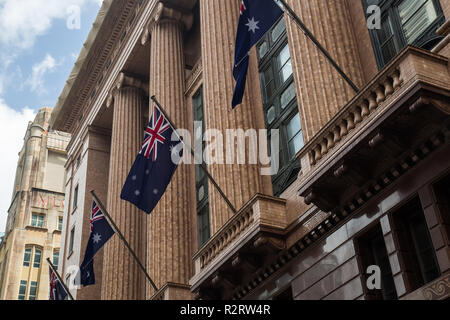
[232,0,284,108]
[77,200,115,287]
[121,105,183,214]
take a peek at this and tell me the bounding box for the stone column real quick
[101,73,148,300]
[141,2,193,298]
[285,0,365,141]
[199,0,265,234]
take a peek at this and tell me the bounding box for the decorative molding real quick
[141,1,194,45]
[106,72,149,108]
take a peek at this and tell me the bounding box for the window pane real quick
[38,215,44,228]
[286,113,301,140]
[266,106,276,125]
[281,82,296,109]
[29,281,38,300]
[69,228,75,253]
[277,45,291,69]
[58,217,63,231]
[271,18,286,43]
[378,16,394,44]
[53,251,60,269]
[23,248,31,267]
[261,68,275,102]
[258,41,268,59]
[31,214,37,227]
[18,281,27,300]
[33,249,42,268]
[288,133,304,159]
[381,39,397,64]
[399,0,438,43]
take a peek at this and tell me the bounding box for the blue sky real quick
[0,0,102,232]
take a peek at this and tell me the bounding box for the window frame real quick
[363,0,445,69]
[18,280,27,300]
[193,86,211,248]
[257,17,303,196]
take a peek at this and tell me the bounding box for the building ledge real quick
[297,46,450,214]
[402,272,450,300]
[190,194,287,300]
[150,282,192,300]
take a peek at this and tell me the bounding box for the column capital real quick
[106,72,148,108]
[141,2,193,45]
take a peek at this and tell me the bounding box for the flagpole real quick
[277,0,359,93]
[47,258,74,300]
[151,95,238,214]
[90,190,159,292]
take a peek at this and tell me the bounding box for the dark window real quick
[73,185,78,209]
[364,0,444,68]
[33,248,42,268]
[23,248,32,267]
[193,87,210,248]
[58,217,63,231]
[356,224,398,300]
[18,280,27,300]
[392,197,441,291]
[257,17,304,196]
[28,281,38,300]
[69,227,75,254]
[433,172,450,241]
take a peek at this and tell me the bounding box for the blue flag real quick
[121,106,183,214]
[232,0,284,108]
[49,267,68,300]
[77,200,115,287]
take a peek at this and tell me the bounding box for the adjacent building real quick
[0,108,70,300]
[50,0,450,300]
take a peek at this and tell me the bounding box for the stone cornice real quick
[141,1,194,45]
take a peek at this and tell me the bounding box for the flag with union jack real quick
[121,105,183,214]
[76,200,115,287]
[49,267,68,300]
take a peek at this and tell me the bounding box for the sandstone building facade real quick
[0,108,70,300]
[51,0,450,300]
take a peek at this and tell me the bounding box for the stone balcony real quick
[297,46,450,215]
[190,194,287,300]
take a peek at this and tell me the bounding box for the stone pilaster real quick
[285,0,365,141]
[101,73,147,300]
[199,0,264,234]
[142,2,193,298]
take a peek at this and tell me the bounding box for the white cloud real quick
[0,0,101,49]
[26,54,60,94]
[0,99,35,232]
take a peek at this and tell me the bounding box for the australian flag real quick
[49,267,68,300]
[121,105,183,214]
[77,200,115,287]
[232,0,284,108]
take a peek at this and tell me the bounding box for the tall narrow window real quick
[257,17,304,196]
[28,281,38,300]
[23,248,32,267]
[73,185,79,209]
[18,280,27,300]
[193,87,210,247]
[69,227,75,254]
[33,248,42,268]
[356,224,398,300]
[58,217,63,231]
[364,0,444,68]
[53,250,60,270]
[392,197,441,291]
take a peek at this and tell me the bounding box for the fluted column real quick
[285,0,364,141]
[199,0,265,234]
[101,73,147,300]
[142,2,193,298]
